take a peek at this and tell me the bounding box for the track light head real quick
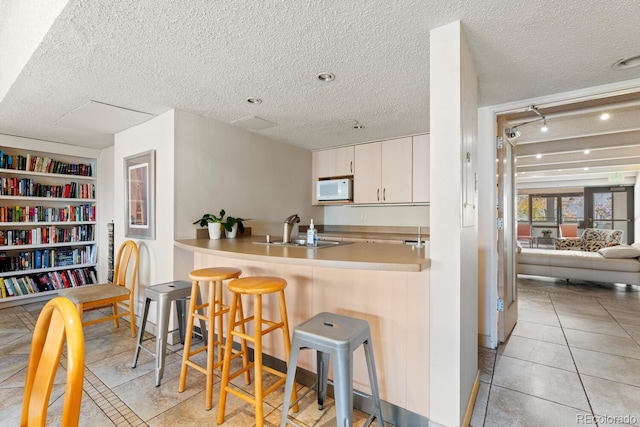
[505,127,521,139]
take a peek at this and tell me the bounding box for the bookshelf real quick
[0,145,99,307]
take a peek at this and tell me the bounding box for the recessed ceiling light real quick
[353,125,365,129]
[246,97,262,104]
[536,154,542,159]
[600,112,610,120]
[612,55,640,70]
[317,72,335,82]
[583,167,589,171]
[584,149,590,154]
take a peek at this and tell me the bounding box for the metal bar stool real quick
[132,280,196,386]
[217,276,298,427]
[178,267,246,410]
[280,312,384,427]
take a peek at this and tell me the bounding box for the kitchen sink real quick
[253,239,352,249]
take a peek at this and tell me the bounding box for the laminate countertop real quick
[175,236,430,272]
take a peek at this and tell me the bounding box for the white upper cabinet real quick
[313,146,354,179]
[412,134,430,203]
[354,137,413,204]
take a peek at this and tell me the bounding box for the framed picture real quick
[124,150,155,239]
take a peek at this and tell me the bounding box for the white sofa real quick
[517,247,640,286]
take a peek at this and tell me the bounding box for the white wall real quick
[97,145,114,282]
[173,110,322,240]
[324,205,429,228]
[114,110,175,300]
[429,21,479,427]
[635,173,640,243]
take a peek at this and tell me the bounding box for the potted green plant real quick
[221,215,249,238]
[541,229,552,238]
[193,209,226,239]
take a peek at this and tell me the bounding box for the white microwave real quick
[317,179,353,201]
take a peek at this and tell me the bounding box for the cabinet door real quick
[354,142,382,203]
[381,137,412,203]
[313,146,354,179]
[412,134,430,203]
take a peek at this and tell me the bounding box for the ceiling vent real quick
[231,116,276,130]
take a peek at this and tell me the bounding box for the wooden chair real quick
[559,224,579,239]
[517,223,533,247]
[21,297,85,427]
[59,240,139,337]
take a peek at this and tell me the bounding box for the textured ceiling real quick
[1,0,640,158]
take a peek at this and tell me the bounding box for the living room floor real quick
[472,275,640,427]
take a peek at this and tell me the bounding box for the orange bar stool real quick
[217,276,298,427]
[178,267,246,410]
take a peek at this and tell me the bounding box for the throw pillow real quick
[598,245,640,259]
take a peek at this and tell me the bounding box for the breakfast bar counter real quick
[175,236,429,272]
[175,236,430,421]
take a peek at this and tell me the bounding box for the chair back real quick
[21,297,84,427]
[517,223,532,238]
[559,224,579,238]
[114,240,139,289]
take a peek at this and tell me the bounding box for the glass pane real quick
[594,220,613,230]
[560,196,584,224]
[517,195,529,222]
[594,192,613,221]
[532,196,557,236]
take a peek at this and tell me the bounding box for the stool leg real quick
[132,297,151,368]
[317,351,330,410]
[206,280,216,410]
[179,280,199,393]
[364,340,384,424]
[280,339,301,427]
[333,349,354,427]
[278,290,298,412]
[155,296,171,387]
[214,280,224,369]
[177,297,186,345]
[254,294,264,427]
[217,293,240,424]
[236,297,251,385]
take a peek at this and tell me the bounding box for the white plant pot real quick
[208,223,223,240]
[225,223,239,239]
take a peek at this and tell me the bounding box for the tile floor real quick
[0,302,387,426]
[3,274,640,426]
[472,275,640,427]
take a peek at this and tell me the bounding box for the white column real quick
[429,21,479,427]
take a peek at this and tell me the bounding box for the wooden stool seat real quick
[217,276,297,427]
[179,267,245,410]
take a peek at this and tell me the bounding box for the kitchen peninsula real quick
[175,236,431,420]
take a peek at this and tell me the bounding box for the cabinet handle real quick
[350,161,353,173]
[383,188,386,201]
[377,188,380,201]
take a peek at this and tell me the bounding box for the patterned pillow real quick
[581,228,623,252]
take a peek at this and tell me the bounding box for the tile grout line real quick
[549,293,598,420]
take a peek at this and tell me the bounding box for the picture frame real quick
[124,150,155,239]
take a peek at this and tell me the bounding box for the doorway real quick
[584,186,634,243]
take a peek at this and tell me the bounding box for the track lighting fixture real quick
[541,118,548,132]
[505,105,549,139]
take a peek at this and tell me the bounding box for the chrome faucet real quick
[282,214,300,243]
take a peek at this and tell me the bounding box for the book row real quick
[0,151,93,177]
[0,224,94,246]
[0,245,97,272]
[0,177,95,199]
[0,204,96,223]
[0,267,98,298]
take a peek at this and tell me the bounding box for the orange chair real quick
[60,240,139,337]
[21,297,85,427]
[517,223,533,247]
[559,224,579,239]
